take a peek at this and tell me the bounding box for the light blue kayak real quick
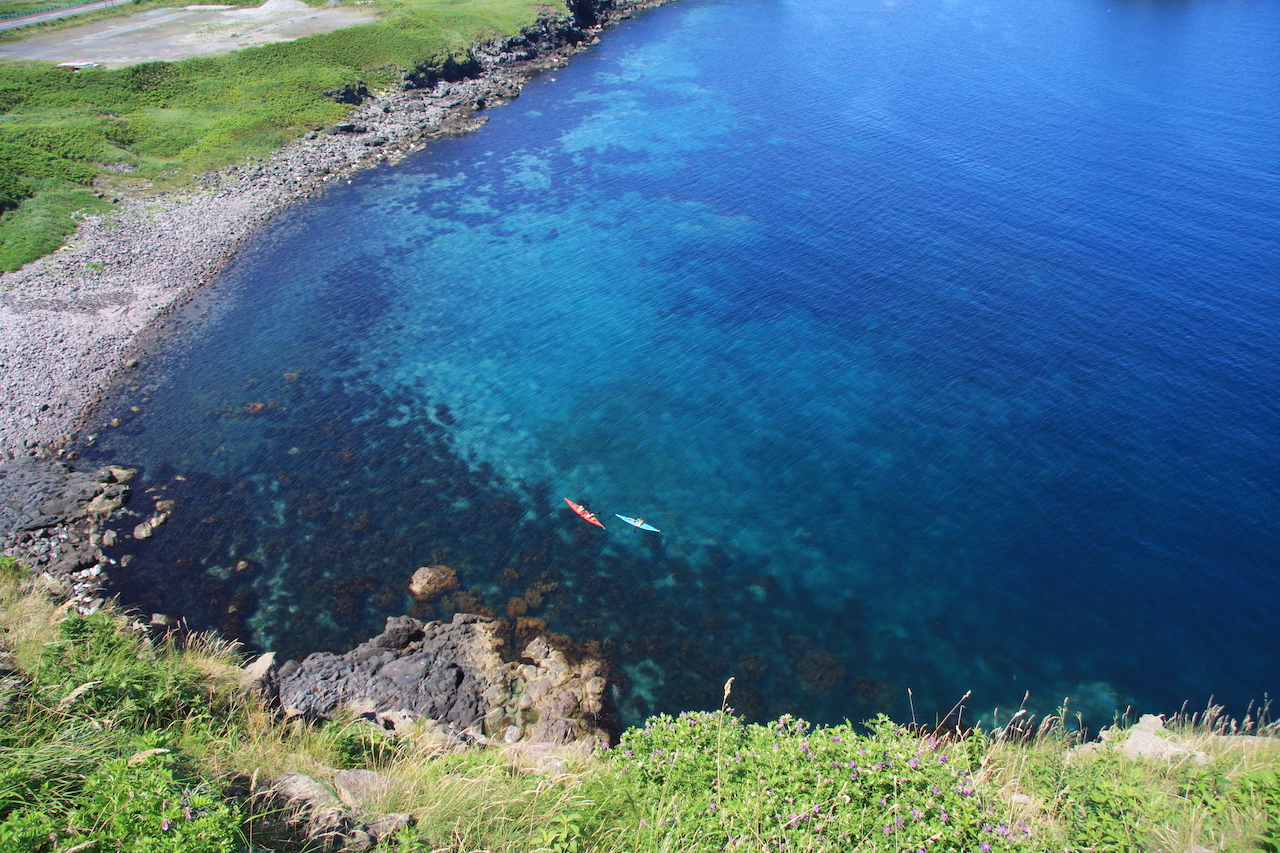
[615,514,660,532]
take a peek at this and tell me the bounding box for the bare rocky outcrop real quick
[0,456,136,613]
[277,612,611,752]
[263,611,612,849]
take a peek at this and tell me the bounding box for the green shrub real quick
[1231,766,1280,851]
[0,557,23,583]
[330,717,400,769]
[31,612,196,729]
[0,604,247,852]
[606,712,1031,852]
[66,750,241,852]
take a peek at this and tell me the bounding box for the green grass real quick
[0,186,111,270]
[0,554,1276,852]
[0,558,248,850]
[0,0,545,272]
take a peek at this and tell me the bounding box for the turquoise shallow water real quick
[83,0,1280,729]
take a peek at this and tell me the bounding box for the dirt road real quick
[0,0,133,33]
[0,0,377,66]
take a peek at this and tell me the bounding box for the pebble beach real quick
[0,3,663,462]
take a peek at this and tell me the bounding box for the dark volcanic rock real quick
[277,613,610,750]
[324,81,371,105]
[0,456,138,614]
[0,457,130,535]
[279,613,495,728]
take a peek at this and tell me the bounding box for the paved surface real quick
[0,0,133,33]
[0,0,377,66]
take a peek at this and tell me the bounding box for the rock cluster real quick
[1091,713,1211,765]
[264,612,612,849]
[278,612,611,752]
[0,0,672,462]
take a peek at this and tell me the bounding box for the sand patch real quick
[0,0,378,67]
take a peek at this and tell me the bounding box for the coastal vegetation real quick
[0,555,1277,852]
[0,0,545,271]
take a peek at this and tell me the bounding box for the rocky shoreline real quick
[0,0,670,464]
[0,0,667,779]
[0,452,617,852]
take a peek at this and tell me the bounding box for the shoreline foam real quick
[0,0,670,462]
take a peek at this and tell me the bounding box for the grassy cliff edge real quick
[0,555,1277,852]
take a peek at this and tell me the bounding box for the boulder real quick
[241,652,278,699]
[1121,714,1209,765]
[269,772,351,851]
[406,564,458,601]
[1,457,133,537]
[1,458,135,615]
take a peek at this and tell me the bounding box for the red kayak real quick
[564,497,605,528]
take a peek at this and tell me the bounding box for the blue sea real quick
[81,0,1280,731]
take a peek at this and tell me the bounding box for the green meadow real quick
[0,0,543,272]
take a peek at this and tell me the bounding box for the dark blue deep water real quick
[83,0,1280,730]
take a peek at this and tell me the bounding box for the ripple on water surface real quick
[81,0,1280,730]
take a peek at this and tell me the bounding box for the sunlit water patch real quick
[82,0,1280,730]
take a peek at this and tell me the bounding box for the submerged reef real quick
[78,365,902,728]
